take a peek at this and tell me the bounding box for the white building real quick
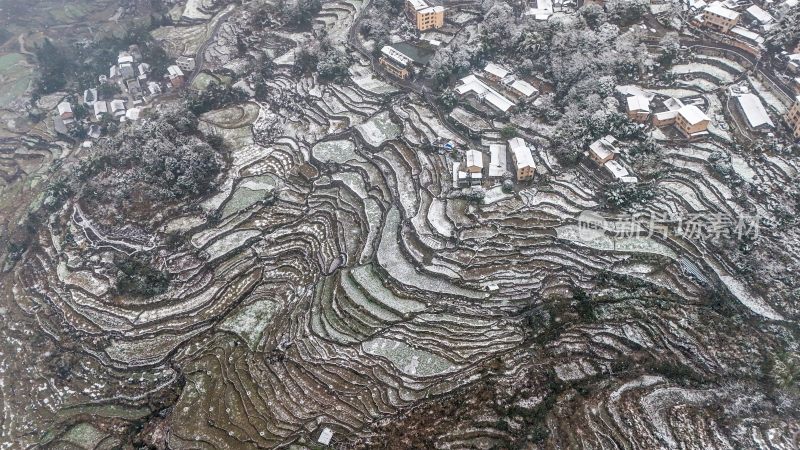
[588,135,618,165]
[93,101,109,120]
[508,137,535,181]
[605,160,638,183]
[57,102,74,124]
[176,56,196,72]
[488,144,507,178]
[735,93,774,130]
[510,79,538,98]
[465,149,484,173]
[745,5,773,24]
[484,62,510,81]
[110,99,126,118]
[456,75,515,113]
[318,428,333,446]
[626,95,651,122]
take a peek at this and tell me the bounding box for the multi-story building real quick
[379,46,412,79]
[703,1,740,33]
[508,137,535,181]
[786,96,800,139]
[676,105,711,138]
[406,0,444,31]
[176,56,196,72]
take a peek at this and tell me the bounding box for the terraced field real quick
[1,1,799,448]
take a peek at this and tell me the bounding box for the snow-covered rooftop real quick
[605,160,631,180]
[421,5,444,13]
[407,0,429,10]
[736,93,774,128]
[381,46,413,67]
[589,135,618,161]
[455,75,515,112]
[57,102,72,116]
[616,85,656,101]
[168,65,184,77]
[730,26,764,44]
[678,104,710,125]
[508,138,535,169]
[705,1,740,20]
[318,428,333,445]
[94,101,108,117]
[510,79,537,97]
[489,144,507,177]
[664,97,685,111]
[626,95,651,112]
[466,149,484,169]
[484,62,510,79]
[745,5,773,24]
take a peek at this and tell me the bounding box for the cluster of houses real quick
[452,137,536,188]
[620,86,712,139]
[54,46,197,142]
[453,62,539,114]
[621,81,800,140]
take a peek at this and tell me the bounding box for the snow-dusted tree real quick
[605,0,649,26]
[765,8,800,52]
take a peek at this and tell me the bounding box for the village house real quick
[465,149,484,173]
[168,65,185,88]
[57,102,74,124]
[488,144,507,179]
[484,62,510,82]
[110,99,127,118]
[455,74,515,113]
[379,46,412,80]
[138,63,151,80]
[675,104,711,138]
[734,93,774,132]
[588,135,619,165]
[147,81,163,97]
[93,101,109,120]
[176,56,196,72]
[745,4,774,26]
[508,79,538,99]
[786,96,800,139]
[702,1,740,33]
[508,137,535,181]
[605,160,638,183]
[405,0,444,31]
[651,97,685,126]
[118,52,136,80]
[626,95,651,123]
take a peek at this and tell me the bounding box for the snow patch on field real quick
[356,111,400,147]
[672,63,735,84]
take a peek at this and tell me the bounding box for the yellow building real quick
[379,46,412,79]
[406,0,444,31]
[703,1,740,33]
[676,105,711,138]
[786,96,800,139]
[508,137,535,181]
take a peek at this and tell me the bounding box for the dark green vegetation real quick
[31,19,172,99]
[115,255,170,297]
[43,106,223,224]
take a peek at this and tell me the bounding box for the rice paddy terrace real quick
[1,1,799,449]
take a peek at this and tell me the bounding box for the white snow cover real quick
[736,93,774,128]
